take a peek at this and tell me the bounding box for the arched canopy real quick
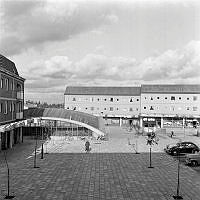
[24,108,105,138]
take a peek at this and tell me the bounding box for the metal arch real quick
[40,117,105,138]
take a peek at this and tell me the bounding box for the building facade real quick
[64,85,200,128]
[0,54,25,150]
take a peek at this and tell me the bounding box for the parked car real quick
[164,142,199,156]
[185,153,200,166]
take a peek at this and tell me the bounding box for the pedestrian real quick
[85,140,91,153]
[170,131,174,138]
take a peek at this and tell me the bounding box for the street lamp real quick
[3,151,15,199]
[33,118,40,168]
[173,149,183,199]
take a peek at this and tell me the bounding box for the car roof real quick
[180,141,195,144]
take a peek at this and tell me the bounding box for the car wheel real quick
[191,160,198,167]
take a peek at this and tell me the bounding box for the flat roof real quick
[65,86,141,96]
[141,84,200,94]
[65,85,200,95]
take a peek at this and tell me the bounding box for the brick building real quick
[0,54,25,150]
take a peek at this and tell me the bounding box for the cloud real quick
[24,40,200,99]
[141,41,200,82]
[0,0,119,56]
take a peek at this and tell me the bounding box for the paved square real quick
[0,126,200,200]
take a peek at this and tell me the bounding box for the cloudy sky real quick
[0,0,200,103]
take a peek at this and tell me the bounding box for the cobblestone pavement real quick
[0,140,200,199]
[1,127,200,200]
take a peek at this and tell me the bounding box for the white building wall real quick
[141,93,200,116]
[64,95,140,117]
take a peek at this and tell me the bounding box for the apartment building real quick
[0,54,25,150]
[64,85,200,128]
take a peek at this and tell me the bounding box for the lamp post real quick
[33,119,39,168]
[4,151,15,199]
[41,121,44,159]
[173,149,183,199]
[148,145,154,168]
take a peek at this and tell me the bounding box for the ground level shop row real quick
[0,127,23,150]
[104,116,200,129]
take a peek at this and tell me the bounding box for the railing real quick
[16,112,23,119]
[17,91,24,100]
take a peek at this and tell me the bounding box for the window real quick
[136,108,139,111]
[171,96,175,100]
[144,97,147,99]
[117,99,119,101]
[150,106,154,110]
[157,97,159,99]
[116,108,119,110]
[12,102,15,112]
[104,99,107,101]
[72,97,76,101]
[137,99,139,101]
[151,97,153,100]
[193,96,197,101]
[186,107,190,111]
[97,98,100,101]
[110,107,113,111]
[110,98,113,102]
[10,81,14,90]
[193,107,197,111]
[73,107,76,110]
[104,108,106,110]
[0,103,3,113]
[165,97,167,100]
[179,97,181,100]
[5,78,9,90]
[4,101,8,114]
[187,97,189,100]
[144,107,146,109]
[10,103,12,112]
[85,107,88,110]
[130,98,133,102]
[0,78,3,88]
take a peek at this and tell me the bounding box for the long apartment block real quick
[64,85,200,128]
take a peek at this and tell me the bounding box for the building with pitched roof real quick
[64,85,200,128]
[0,54,25,150]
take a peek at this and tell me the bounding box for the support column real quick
[20,127,23,143]
[119,118,122,127]
[182,118,185,128]
[161,117,164,128]
[10,130,14,148]
[139,117,143,128]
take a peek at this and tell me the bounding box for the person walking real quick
[85,140,91,153]
[170,131,174,138]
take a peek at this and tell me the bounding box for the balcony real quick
[17,91,24,100]
[16,112,23,119]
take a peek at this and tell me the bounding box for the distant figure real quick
[85,140,91,153]
[170,131,174,138]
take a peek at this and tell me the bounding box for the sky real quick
[0,0,200,103]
